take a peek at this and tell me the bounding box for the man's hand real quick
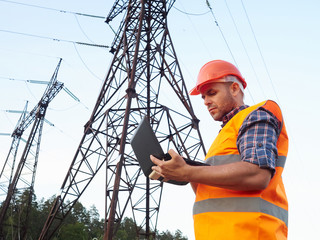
[150,149,191,182]
[151,149,272,191]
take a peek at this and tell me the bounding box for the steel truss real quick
[0,59,64,239]
[39,1,205,239]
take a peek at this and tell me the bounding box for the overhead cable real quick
[224,0,265,100]
[0,0,105,19]
[240,0,279,102]
[72,43,103,82]
[240,1,302,170]
[205,0,237,65]
[205,0,254,103]
[74,15,95,44]
[173,6,210,16]
[174,1,215,62]
[0,29,109,49]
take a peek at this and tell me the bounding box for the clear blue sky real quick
[0,0,319,239]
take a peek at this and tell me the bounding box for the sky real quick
[0,0,320,239]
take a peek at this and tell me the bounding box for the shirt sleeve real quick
[236,108,281,175]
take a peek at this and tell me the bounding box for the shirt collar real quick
[221,105,248,128]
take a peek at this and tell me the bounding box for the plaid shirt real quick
[221,105,281,174]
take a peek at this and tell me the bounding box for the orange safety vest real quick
[193,100,289,240]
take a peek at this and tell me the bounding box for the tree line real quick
[0,190,188,239]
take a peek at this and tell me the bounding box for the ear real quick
[230,82,241,96]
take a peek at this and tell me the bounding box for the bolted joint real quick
[192,118,200,130]
[109,47,116,54]
[84,121,93,135]
[125,87,137,98]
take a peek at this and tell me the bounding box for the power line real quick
[173,0,215,64]
[240,0,280,102]
[74,14,95,44]
[205,0,237,64]
[0,29,109,49]
[239,2,302,174]
[0,0,105,19]
[223,0,266,101]
[72,43,103,82]
[205,0,255,103]
[173,6,210,16]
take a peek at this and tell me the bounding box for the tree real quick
[59,222,89,240]
[87,205,105,239]
[1,189,39,239]
[1,193,187,239]
[157,229,188,240]
[115,217,138,240]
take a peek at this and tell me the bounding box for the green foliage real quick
[115,217,138,240]
[1,191,104,240]
[59,222,89,240]
[1,192,187,239]
[114,217,188,240]
[157,229,188,240]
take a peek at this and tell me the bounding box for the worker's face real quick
[200,82,237,121]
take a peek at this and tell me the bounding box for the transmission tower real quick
[0,59,64,239]
[0,101,29,198]
[39,1,205,239]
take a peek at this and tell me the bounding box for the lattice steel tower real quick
[39,1,205,239]
[0,59,64,239]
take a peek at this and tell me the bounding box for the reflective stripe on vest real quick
[205,154,287,168]
[193,197,288,227]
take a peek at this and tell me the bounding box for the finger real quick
[168,149,184,162]
[168,149,179,158]
[150,155,161,164]
[151,165,159,172]
[151,166,164,178]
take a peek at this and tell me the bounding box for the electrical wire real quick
[205,0,237,64]
[74,14,95,44]
[2,110,15,129]
[223,0,266,101]
[173,6,210,16]
[0,47,60,60]
[24,81,39,102]
[240,0,280,102]
[72,43,103,82]
[0,29,109,49]
[239,2,303,177]
[0,0,105,19]
[173,1,214,61]
[205,0,254,103]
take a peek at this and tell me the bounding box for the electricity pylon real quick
[0,59,64,239]
[0,101,29,198]
[39,1,206,239]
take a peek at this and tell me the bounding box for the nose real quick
[203,95,211,106]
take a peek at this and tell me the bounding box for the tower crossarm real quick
[105,0,128,24]
[12,59,64,138]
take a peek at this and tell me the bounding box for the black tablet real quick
[130,116,208,185]
[130,116,165,178]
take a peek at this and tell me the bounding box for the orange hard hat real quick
[189,60,247,95]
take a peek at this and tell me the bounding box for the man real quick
[150,60,289,239]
